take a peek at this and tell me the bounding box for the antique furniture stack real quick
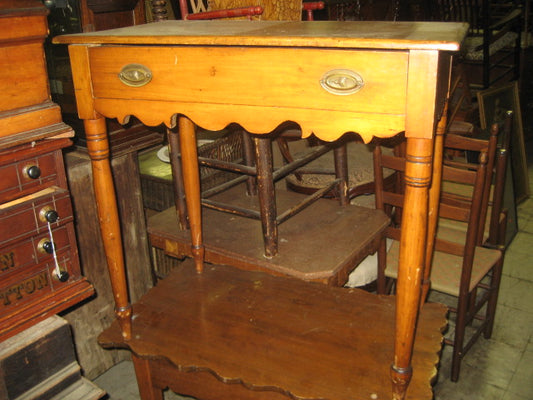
[0,0,93,344]
[0,1,101,398]
[55,19,468,399]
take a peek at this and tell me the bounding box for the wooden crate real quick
[0,316,104,400]
[62,150,153,380]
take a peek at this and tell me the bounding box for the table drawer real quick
[0,187,73,247]
[0,248,78,311]
[0,225,73,280]
[89,46,409,115]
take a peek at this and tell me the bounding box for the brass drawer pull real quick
[118,64,152,87]
[320,69,364,95]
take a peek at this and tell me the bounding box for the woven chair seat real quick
[462,32,519,61]
[285,140,394,198]
[385,226,501,296]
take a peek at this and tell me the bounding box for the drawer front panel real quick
[0,225,71,280]
[0,248,78,311]
[89,46,408,115]
[0,152,61,203]
[0,188,73,247]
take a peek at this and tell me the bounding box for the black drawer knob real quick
[38,239,56,254]
[44,209,59,223]
[24,165,41,179]
[39,207,59,223]
[56,270,70,282]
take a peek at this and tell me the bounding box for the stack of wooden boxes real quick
[0,1,102,398]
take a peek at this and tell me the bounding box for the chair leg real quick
[376,238,388,294]
[168,128,189,230]
[132,354,164,400]
[451,296,469,382]
[333,143,349,206]
[467,288,477,320]
[253,136,278,258]
[484,257,505,339]
[241,130,257,196]
[275,136,304,182]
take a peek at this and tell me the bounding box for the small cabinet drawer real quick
[0,145,67,204]
[0,225,72,280]
[0,187,73,247]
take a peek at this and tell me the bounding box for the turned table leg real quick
[391,48,448,399]
[84,116,132,339]
[391,137,434,399]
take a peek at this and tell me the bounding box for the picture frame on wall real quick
[477,81,530,204]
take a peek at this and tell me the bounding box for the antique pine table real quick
[55,20,468,399]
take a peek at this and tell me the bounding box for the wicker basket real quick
[139,129,243,212]
[150,246,182,279]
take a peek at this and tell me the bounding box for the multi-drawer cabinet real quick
[0,1,94,341]
[0,131,94,341]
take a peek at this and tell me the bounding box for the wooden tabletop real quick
[54,20,468,50]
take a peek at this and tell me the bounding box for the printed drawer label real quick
[0,270,50,308]
[0,249,75,309]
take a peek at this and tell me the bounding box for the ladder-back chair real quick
[440,110,513,249]
[374,133,505,381]
[424,0,522,89]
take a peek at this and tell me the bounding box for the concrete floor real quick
[93,141,533,400]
